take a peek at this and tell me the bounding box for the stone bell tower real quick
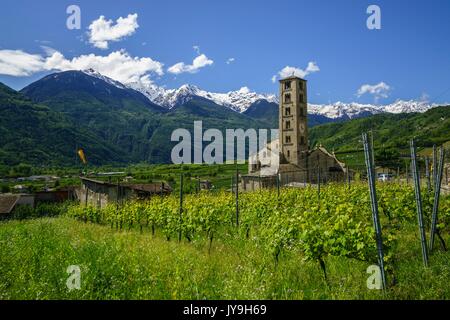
[279,76,308,167]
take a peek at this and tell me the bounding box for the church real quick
[241,76,350,191]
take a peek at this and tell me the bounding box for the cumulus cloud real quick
[0,49,164,85]
[88,13,139,49]
[357,82,391,100]
[226,58,235,65]
[0,50,45,76]
[272,61,320,83]
[168,53,214,74]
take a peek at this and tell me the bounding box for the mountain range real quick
[86,68,440,120]
[0,69,448,166]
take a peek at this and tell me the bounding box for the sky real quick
[0,0,449,105]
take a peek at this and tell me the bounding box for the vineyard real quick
[66,183,450,286]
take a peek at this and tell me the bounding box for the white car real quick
[377,173,393,182]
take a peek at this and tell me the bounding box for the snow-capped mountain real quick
[127,80,439,118]
[83,69,442,119]
[307,100,437,119]
[381,100,435,114]
[128,82,278,112]
[82,68,128,90]
[308,102,383,119]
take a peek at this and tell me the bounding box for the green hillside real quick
[1,72,273,166]
[1,69,449,169]
[309,106,450,152]
[243,99,338,128]
[0,83,132,166]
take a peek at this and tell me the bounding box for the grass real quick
[0,216,449,300]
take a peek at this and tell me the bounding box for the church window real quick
[286,120,291,129]
[285,107,291,116]
[284,81,291,90]
[284,93,291,103]
[286,135,291,143]
[299,94,304,103]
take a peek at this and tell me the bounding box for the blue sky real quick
[0,0,449,104]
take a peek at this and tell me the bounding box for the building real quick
[77,177,172,208]
[242,76,350,191]
[0,194,35,219]
[17,175,59,182]
[34,189,76,203]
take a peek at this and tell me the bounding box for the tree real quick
[375,147,401,169]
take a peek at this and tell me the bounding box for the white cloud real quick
[272,61,320,82]
[0,49,164,85]
[226,57,235,65]
[44,50,164,84]
[0,50,45,76]
[193,45,201,55]
[34,40,52,45]
[88,13,139,49]
[168,53,214,74]
[40,46,57,56]
[357,82,391,100]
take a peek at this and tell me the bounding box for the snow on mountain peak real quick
[82,68,127,90]
[129,82,277,112]
[80,70,443,118]
[308,100,437,119]
[238,87,251,94]
[382,99,431,114]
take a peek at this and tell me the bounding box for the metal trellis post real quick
[363,133,387,290]
[179,174,183,242]
[425,157,431,193]
[430,146,445,252]
[432,144,437,189]
[235,167,239,227]
[410,139,428,267]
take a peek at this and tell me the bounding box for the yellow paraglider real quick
[77,148,87,165]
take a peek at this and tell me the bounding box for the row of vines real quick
[67,183,450,281]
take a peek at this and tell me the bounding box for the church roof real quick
[311,145,347,170]
[279,75,307,82]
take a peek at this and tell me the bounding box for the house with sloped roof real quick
[0,194,34,219]
[77,177,172,208]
